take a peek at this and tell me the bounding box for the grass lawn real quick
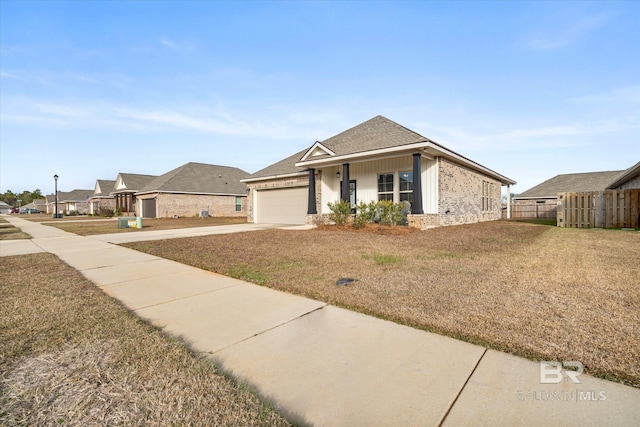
[124,221,640,388]
[0,218,30,240]
[0,253,290,426]
[42,216,247,236]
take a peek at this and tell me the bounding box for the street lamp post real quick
[54,174,58,218]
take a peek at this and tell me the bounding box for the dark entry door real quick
[142,198,156,218]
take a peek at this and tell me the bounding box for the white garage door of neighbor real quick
[256,187,308,225]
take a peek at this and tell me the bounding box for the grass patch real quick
[123,221,640,388]
[363,253,405,265]
[512,218,557,226]
[0,223,31,240]
[228,263,271,285]
[0,253,290,426]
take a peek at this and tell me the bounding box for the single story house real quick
[88,180,116,215]
[45,190,94,214]
[242,115,516,229]
[111,173,157,215]
[134,162,250,218]
[0,201,12,214]
[513,170,625,206]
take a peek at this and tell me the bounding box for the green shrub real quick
[327,200,352,226]
[377,200,404,226]
[353,201,377,228]
[98,207,115,217]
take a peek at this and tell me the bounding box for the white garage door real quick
[256,187,308,224]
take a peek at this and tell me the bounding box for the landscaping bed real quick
[0,253,290,425]
[124,221,640,387]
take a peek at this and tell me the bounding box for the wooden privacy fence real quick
[557,189,640,228]
[509,203,557,219]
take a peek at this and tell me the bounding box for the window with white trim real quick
[235,196,242,212]
[377,173,394,201]
[399,171,413,205]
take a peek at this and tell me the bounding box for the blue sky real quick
[1,0,638,196]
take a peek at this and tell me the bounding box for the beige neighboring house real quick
[111,173,157,215]
[46,190,94,214]
[0,201,12,214]
[88,180,116,215]
[19,199,47,212]
[243,115,516,229]
[607,161,640,190]
[135,162,249,218]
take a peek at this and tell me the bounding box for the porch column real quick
[307,169,317,214]
[341,164,350,203]
[412,153,424,214]
[506,185,511,219]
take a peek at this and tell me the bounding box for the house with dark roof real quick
[243,115,516,228]
[111,173,157,215]
[45,190,94,214]
[134,162,250,218]
[88,179,116,215]
[514,161,640,204]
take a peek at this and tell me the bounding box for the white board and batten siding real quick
[320,157,438,214]
[255,187,308,225]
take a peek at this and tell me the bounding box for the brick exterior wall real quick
[136,193,246,218]
[89,197,116,215]
[246,174,309,223]
[408,157,502,229]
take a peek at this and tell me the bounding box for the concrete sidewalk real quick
[2,216,639,426]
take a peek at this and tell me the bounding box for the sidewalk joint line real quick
[210,304,328,355]
[130,283,244,311]
[438,347,488,427]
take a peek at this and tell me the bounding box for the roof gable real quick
[317,115,428,157]
[113,173,157,193]
[137,162,249,195]
[299,142,336,162]
[94,179,116,196]
[607,161,640,189]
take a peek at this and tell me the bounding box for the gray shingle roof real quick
[516,170,625,199]
[94,180,116,196]
[319,115,429,156]
[247,148,310,180]
[607,161,640,189]
[56,189,94,202]
[113,173,157,193]
[137,162,249,195]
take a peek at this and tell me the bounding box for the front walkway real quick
[2,215,639,426]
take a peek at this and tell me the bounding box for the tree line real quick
[1,189,45,207]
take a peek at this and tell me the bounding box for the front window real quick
[399,171,413,205]
[235,196,242,212]
[377,173,394,201]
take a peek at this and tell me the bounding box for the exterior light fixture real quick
[336,171,341,179]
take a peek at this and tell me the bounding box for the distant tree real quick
[1,189,45,206]
[1,190,17,207]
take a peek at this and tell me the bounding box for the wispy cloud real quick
[528,14,610,50]
[0,70,26,81]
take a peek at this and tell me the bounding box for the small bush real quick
[377,200,404,226]
[98,207,115,217]
[115,207,122,217]
[354,201,378,228]
[327,200,352,226]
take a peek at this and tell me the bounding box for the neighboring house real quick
[513,170,625,206]
[88,179,116,215]
[19,200,46,212]
[606,161,640,190]
[243,115,516,229]
[0,201,12,214]
[46,190,94,214]
[111,173,157,215]
[134,162,250,218]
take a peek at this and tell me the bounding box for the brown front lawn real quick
[45,216,247,236]
[123,221,640,387]
[0,218,30,240]
[0,253,290,425]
